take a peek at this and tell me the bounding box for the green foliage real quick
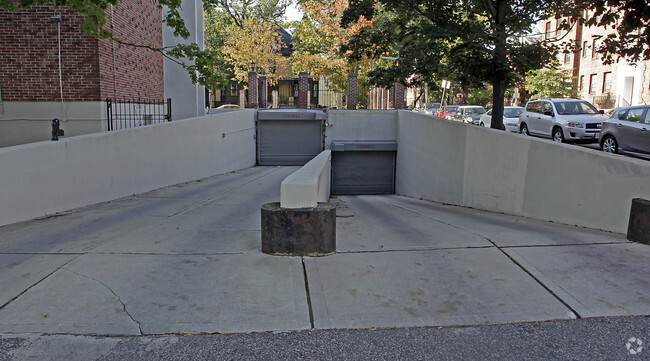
[524,68,578,98]
[343,0,558,129]
[551,0,650,63]
[465,84,494,106]
[167,44,229,89]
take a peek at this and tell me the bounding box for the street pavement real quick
[0,166,648,360]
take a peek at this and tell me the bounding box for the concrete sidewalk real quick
[0,166,648,351]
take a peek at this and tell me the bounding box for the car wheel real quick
[552,127,565,143]
[520,123,529,135]
[601,136,618,153]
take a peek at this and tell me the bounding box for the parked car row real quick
[420,97,648,159]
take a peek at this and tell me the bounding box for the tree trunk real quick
[490,0,507,130]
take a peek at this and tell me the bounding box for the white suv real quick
[518,98,604,143]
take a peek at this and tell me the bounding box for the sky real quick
[284,2,303,22]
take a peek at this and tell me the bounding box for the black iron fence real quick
[106,98,171,131]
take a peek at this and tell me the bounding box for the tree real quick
[524,68,577,98]
[291,0,373,92]
[222,17,287,84]
[204,0,292,86]
[551,0,650,63]
[343,0,557,130]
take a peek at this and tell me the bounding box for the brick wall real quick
[0,7,99,101]
[0,0,163,102]
[98,0,164,100]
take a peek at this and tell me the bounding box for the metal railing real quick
[592,94,614,109]
[106,98,171,131]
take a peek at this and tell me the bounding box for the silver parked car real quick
[454,106,487,125]
[518,98,604,143]
[600,105,650,157]
[479,106,524,132]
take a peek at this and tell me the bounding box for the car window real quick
[541,102,554,115]
[526,101,542,113]
[504,108,523,117]
[555,101,598,115]
[447,106,458,113]
[487,109,493,116]
[623,108,644,122]
[644,110,650,124]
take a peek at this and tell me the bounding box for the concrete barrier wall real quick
[396,111,650,234]
[280,150,331,209]
[0,110,256,227]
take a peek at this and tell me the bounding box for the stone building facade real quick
[543,13,650,110]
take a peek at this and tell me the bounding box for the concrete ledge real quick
[261,202,336,256]
[628,198,650,245]
[280,150,331,209]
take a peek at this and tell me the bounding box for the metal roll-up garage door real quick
[331,140,397,195]
[257,109,326,166]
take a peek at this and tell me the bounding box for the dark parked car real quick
[453,106,487,125]
[600,105,650,158]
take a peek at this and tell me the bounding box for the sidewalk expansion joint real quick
[63,268,143,335]
[337,246,494,254]
[484,238,582,319]
[499,241,631,249]
[0,256,79,311]
[85,251,249,256]
[301,257,315,329]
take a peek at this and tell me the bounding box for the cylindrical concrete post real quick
[261,202,336,256]
[628,198,650,245]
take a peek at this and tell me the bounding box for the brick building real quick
[543,12,650,110]
[0,0,165,147]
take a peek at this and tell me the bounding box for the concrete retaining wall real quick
[0,110,256,227]
[396,111,650,234]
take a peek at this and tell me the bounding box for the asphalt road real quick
[1,316,648,360]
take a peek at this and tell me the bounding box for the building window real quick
[563,51,571,64]
[602,72,612,93]
[230,84,238,97]
[589,74,598,94]
[545,22,552,40]
[582,41,588,57]
[591,39,597,59]
[579,75,584,92]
